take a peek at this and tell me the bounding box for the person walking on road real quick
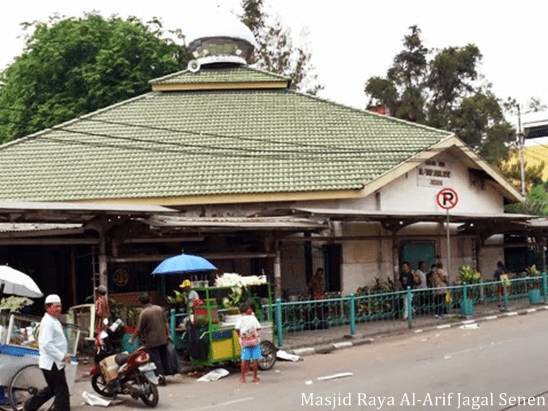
[129,294,170,386]
[24,294,71,411]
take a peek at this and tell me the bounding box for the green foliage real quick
[457,265,482,284]
[127,307,141,327]
[239,0,323,95]
[0,296,33,313]
[167,290,187,307]
[506,182,548,215]
[0,12,189,143]
[222,286,243,308]
[364,26,514,164]
[525,264,539,276]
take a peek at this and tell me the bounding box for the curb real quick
[287,304,548,357]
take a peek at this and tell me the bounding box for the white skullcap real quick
[45,294,61,304]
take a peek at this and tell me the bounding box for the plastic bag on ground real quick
[276,350,302,362]
[82,391,112,407]
[197,368,229,382]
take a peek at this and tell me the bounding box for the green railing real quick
[272,274,547,347]
[169,275,547,348]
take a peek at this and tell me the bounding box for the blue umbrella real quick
[151,253,217,275]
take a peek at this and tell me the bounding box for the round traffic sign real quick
[436,188,458,210]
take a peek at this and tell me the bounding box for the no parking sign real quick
[436,188,458,210]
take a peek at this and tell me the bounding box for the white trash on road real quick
[82,391,113,407]
[197,368,230,382]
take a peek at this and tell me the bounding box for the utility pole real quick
[518,103,526,197]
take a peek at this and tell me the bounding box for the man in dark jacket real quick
[129,294,170,385]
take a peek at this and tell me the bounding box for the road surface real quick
[72,310,548,411]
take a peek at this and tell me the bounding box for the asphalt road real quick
[71,310,548,411]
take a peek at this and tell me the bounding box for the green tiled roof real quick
[149,66,289,85]
[0,66,452,202]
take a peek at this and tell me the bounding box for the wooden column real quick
[391,230,398,282]
[70,246,77,306]
[98,221,108,293]
[274,241,282,300]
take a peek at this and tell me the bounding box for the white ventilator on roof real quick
[185,6,257,69]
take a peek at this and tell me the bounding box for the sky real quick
[0,0,547,121]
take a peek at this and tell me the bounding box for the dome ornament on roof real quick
[184,7,257,71]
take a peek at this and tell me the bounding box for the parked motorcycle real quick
[89,319,159,407]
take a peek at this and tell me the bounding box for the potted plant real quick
[526,265,541,305]
[457,265,482,316]
[214,273,267,324]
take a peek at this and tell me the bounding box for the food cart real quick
[178,283,277,371]
[0,313,81,411]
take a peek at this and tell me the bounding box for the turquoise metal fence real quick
[169,275,548,348]
[270,274,547,347]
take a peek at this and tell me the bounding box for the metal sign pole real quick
[446,209,451,277]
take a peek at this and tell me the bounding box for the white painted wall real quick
[380,155,504,213]
[296,154,508,295]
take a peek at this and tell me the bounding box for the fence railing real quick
[272,274,547,346]
[169,275,547,349]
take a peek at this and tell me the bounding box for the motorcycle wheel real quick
[91,374,115,398]
[258,341,277,370]
[138,374,159,408]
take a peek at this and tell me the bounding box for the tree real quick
[506,182,548,215]
[239,0,323,95]
[0,13,190,143]
[364,26,513,165]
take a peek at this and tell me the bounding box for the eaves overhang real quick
[359,135,523,204]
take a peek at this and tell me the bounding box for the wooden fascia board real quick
[151,81,288,92]
[74,189,363,207]
[359,135,523,203]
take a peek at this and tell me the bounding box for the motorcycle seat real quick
[114,352,129,366]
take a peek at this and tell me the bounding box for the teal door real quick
[401,241,436,272]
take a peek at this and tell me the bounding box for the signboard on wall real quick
[417,159,452,187]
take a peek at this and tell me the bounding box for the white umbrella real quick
[0,265,43,298]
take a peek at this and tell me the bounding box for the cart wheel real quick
[8,365,54,411]
[258,341,276,370]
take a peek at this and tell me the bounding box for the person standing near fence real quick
[415,261,428,314]
[399,262,421,320]
[493,261,505,306]
[433,262,449,317]
[24,294,71,411]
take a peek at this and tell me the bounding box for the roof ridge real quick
[148,69,190,85]
[284,89,454,136]
[244,65,291,81]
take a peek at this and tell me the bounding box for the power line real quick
[0,104,448,157]
[0,110,448,162]
[0,118,428,165]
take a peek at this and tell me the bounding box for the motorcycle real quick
[89,319,159,408]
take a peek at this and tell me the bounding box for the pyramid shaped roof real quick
[0,65,478,204]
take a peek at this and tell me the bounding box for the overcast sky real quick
[1,0,547,119]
